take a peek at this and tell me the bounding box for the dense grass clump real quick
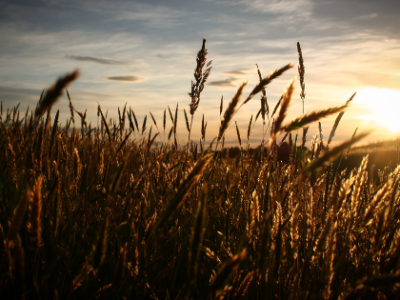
[1,40,400,300]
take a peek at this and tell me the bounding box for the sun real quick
[353,87,400,134]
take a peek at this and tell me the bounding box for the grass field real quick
[1,39,400,300]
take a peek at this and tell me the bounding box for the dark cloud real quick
[106,75,146,82]
[208,77,237,88]
[224,69,249,75]
[65,55,130,65]
[156,54,171,59]
[209,69,252,88]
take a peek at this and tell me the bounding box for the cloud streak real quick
[106,75,147,82]
[208,77,238,88]
[65,55,130,65]
[209,68,254,88]
[224,68,254,75]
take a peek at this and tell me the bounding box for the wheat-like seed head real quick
[35,70,80,120]
[243,64,294,105]
[218,81,247,142]
[280,104,348,134]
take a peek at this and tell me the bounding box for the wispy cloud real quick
[209,68,254,88]
[65,55,131,65]
[208,77,238,88]
[156,54,171,59]
[224,68,254,75]
[106,75,147,82]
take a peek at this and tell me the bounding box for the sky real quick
[1,0,400,147]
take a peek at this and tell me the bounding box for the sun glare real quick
[353,87,400,134]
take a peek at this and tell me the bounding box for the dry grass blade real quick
[13,235,25,298]
[235,121,242,148]
[147,126,153,145]
[256,64,269,121]
[183,108,190,132]
[254,109,261,126]
[327,93,356,146]
[27,176,43,248]
[327,111,344,146]
[363,177,394,226]
[49,109,59,153]
[233,271,254,300]
[303,132,370,174]
[210,249,247,292]
[44,107,52,135]
[168,126,174,141]
[149,112,157,128]
[35,70,80,119]
[312,210,332,262]
[268,78,295,150]
[220,95,223,117]
[127,111,135,133]
[346,127,358,158]
[188,189,207,284]
[350,155,368,213]
[141,115,147,136]
[148,132,159,150]
[8,188,33,241]
[155,153,213,231]
[273,77,295,136]
[341,273,400,299]
[66,89,75,123]
[356,273,400,289]
[121,103,127,133]
[98,105,111,141]
[302,126,309,148]
[280,104,348,133]
[291,205,301,260]
[174,104,178,136]
[92,215,109,273]
[73,148,82,180]
[75,109,87,139]
[273,218,283,279]
[116,130,132,154]
[258,213,271,276]
[271,95,283,119]
[168,106,174,123]
[131,109,139,132]
[201,114,206,141]
[110,154,129,194]
[247,115,253,141]
[163,108,166,131]
[71,263,92,294]
[243,64,294,105]
[218,81,247,141]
